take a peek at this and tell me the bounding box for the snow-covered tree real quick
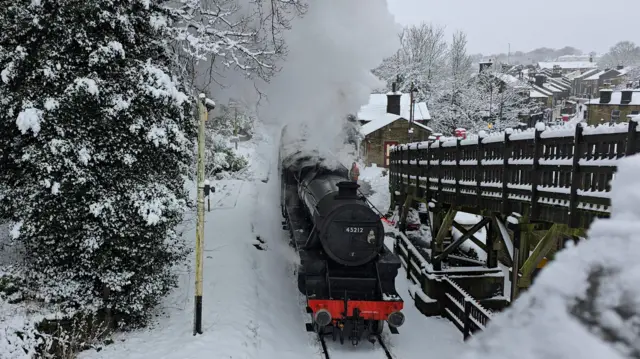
[203,100,252,177]
[209,100,255,137]
[430,31,474,132]
[165,0,307,92]
[0,0,195,325]
[373,22,448,103]
[599,41,640,68]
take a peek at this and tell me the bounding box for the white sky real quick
[387,0,640,55]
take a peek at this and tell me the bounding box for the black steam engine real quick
[279,128,405,346]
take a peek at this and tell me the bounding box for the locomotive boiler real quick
[279,125,405,346]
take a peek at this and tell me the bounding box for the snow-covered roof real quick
[587,89,640,105]
[357,93,430,122]
[531,84,554,96]
[543,83,564,93]
[584,70,608,81]
[360,113,432,136]
[530,89,550,98]
[574,68,601,80]
[616,66,636,76]
[538,61,598,70]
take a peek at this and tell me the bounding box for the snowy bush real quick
[208,101,256,138]
[0,0,195,336]
[201,101,252,178]
[204,133,248,178]
[461,154,640,359]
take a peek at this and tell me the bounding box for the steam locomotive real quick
[278,126,405,346]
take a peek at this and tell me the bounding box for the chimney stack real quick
[535,74,546,87]
[617,64,625,70]
[479,61,493,73]
[599,89,612,104]
[386,83,401,115]
[621,89,633,104]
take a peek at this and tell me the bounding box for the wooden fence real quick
[394,231,491,340]
[389,121,640,229]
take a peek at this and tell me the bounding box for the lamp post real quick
[194,93,215,335]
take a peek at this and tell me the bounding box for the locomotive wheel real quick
[371,320,384,335]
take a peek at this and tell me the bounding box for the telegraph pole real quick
[194,93,214,335]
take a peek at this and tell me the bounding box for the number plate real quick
[345,227,364,233]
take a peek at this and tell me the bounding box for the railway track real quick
[317,333,394,359]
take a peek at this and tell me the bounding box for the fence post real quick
[425,142,431,204]
[463,298,472,341]
[455,138,462,205]
[569,123,584,228]
[415,143,421,196]
[501,130,512,214]
[437,142,443,203]
[626,119,638,156]
[476,134,484,208]
[510,224,522,302]
[406,243,412,280]
[531,124,544,220]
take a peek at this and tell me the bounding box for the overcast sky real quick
[387,0,639,55]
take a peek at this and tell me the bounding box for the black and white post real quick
[194,94,215,335]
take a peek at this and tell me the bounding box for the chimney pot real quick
[392,82,397,93]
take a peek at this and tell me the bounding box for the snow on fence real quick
[393,231,491,339]
[389,121,640,229]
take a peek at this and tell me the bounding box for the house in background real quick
[579,66,629,98]
[585,87,640,125]
[357,86,432,167]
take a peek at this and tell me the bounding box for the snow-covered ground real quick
[359,164,391,214]
[76,123,465,359]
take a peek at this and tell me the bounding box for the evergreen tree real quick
[0,0,196,325]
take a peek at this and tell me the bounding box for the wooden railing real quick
[389,121,640,229]
[393,231,491,339]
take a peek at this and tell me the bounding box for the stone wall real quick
[587,104,640,125]
[362,120,431,167]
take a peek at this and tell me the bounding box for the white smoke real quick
[258,0,400,164]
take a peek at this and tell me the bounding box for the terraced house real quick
[586,87,640,125]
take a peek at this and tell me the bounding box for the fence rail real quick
[393,231,491,339]
[389,121,640,229]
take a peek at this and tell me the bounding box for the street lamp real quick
[194,93,215,336]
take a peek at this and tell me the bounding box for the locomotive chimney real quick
[336,181,359,199]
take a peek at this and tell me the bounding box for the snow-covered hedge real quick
[461,153,640,359]
[0,1,195,357]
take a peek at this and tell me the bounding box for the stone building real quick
[357,88,432,167]
[586,87,640,125]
